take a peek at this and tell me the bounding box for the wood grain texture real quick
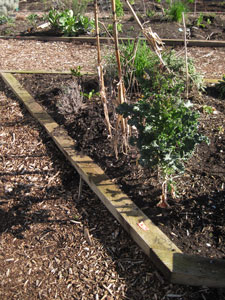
[0,35,225,47]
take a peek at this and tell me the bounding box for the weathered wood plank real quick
[0,35,225,47]
[0,70,95,76]
[1,72,225,288]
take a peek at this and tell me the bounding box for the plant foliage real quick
[166,0,189,23]
[48,9,94,36]
[105,40,208,206]
[117,96,208,175]
[105,40,205,95]
[215,75,225,99]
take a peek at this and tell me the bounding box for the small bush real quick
[167,1,188,23]
[57,80,86,117]
[117,92,208,206]
[105,40,205,95]
[48,9,94,36]
[115,0,124,18]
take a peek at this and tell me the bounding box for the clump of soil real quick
[17,73,225,260]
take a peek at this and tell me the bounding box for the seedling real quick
[82,89,99,101]
[27,13,38,26]
[202,105,214,114]
[71,66,82,77]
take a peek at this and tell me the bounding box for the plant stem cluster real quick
[110,41,208,207]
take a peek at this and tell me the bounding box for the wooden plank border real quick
[0,70,95,76]
[1,72,225,288]
[0,69,220,85]
[1,35,225,47]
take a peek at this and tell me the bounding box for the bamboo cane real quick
[111,0,128,156]
[94,0,112,138]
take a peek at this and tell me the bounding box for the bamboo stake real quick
[194,0,197,16]
[94,0,112,138]
[182,12,189,99]
[111,0,128,156]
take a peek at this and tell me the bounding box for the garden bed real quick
[14,72,225,261]
[1,1,225,40]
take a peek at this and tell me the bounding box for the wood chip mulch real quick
[0,77,224,300]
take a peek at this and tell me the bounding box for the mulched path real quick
[1,77,224,299]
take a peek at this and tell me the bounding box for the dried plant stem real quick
[194,0,197,15]
[94,0,112,138]
[111,0,128,156]
[127,36,140,93]
[182,12,189,99]
[98,21,114,41]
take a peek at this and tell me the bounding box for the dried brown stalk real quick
[94,0,112,138]
[111,0,128,157]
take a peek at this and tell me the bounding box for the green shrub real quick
[105,40,205,95]
[105,40,207,206]
[115,0,124,18]
[167,1,188,23]
[47,9,94,36]
[117,93,208,206]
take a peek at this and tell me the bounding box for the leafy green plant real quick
[196,12,205,28]
[115,0,124,18]
[105,39,207,207]
[202,105,214,114]
[107,23,123,34]
[71,66,82,77]
[167,1,188,23]
[0,15,13,25]
[146,9,155,18]
[117,94,208,207]
[82,89,100,100]
[215,75,225,99]
[105,41,205,95]
[196,13,213,28]
[27,13,38,26]
[47,9,94,36]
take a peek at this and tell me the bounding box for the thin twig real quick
[182,12,189,99]
[94,0,112,138]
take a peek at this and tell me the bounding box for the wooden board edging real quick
[0,70,95,76]
[1,72,225,288]
[1,35,225,47]
[0,70,221,85]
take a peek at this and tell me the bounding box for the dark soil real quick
[1,1,225,40]
[16,73,225,261]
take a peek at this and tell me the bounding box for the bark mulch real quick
[0,75,224,299]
